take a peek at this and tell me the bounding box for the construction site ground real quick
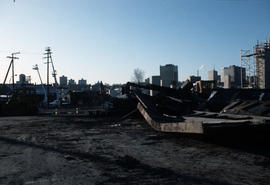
[0,115,270,185]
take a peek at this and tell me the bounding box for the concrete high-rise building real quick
[224,75,231,89]
[256,40,270,89]
[220,65,245,88]
[160,64,178,88]
[208,70,218,81]
[59,75,68,86]
[78,78,87,85]
[220,68,226,83]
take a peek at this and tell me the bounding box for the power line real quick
[0,50,41,55]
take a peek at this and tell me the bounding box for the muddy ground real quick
[0,115,270,185]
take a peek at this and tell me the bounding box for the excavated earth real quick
[0,115,270,185]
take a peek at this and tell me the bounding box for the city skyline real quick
[1,0,270,84]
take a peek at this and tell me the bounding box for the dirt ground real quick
[0,115,270,185]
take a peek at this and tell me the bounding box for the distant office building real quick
[149,75,161,96]
[160,64,178,88]
[188,75,201,83]
[78,78,87,85]
[221,65,245,88]
[223,75,231,89]
[208,70,218,81]
[60,75,68,86]
[255,40,270,89]
[68,79,76,85]
[220,68,226,83]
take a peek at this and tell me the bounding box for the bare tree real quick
[132,68,145,83]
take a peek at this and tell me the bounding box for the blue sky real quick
[0,0,270,84]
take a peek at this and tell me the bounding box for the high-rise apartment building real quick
[59,75,68,86]
[78,78,87,85]
[208,70,218,81]
[220,65,245,88]
[68,79,76,85]
[160,64,178,88]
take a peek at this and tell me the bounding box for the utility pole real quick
[44,47,51,108]
[50,54,58,87]
[33,64,47,104]
[4,52,20,90]
[49,51,60,105]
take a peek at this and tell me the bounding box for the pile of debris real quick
[122,81,270,136]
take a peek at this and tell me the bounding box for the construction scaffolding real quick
[255,39,270,89]
[240,49,256,88]
[240,39,270,89]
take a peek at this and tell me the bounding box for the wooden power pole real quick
[4,52,20,90]
[44,47,51,108]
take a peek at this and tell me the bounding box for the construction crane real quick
[33,64,47,104]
